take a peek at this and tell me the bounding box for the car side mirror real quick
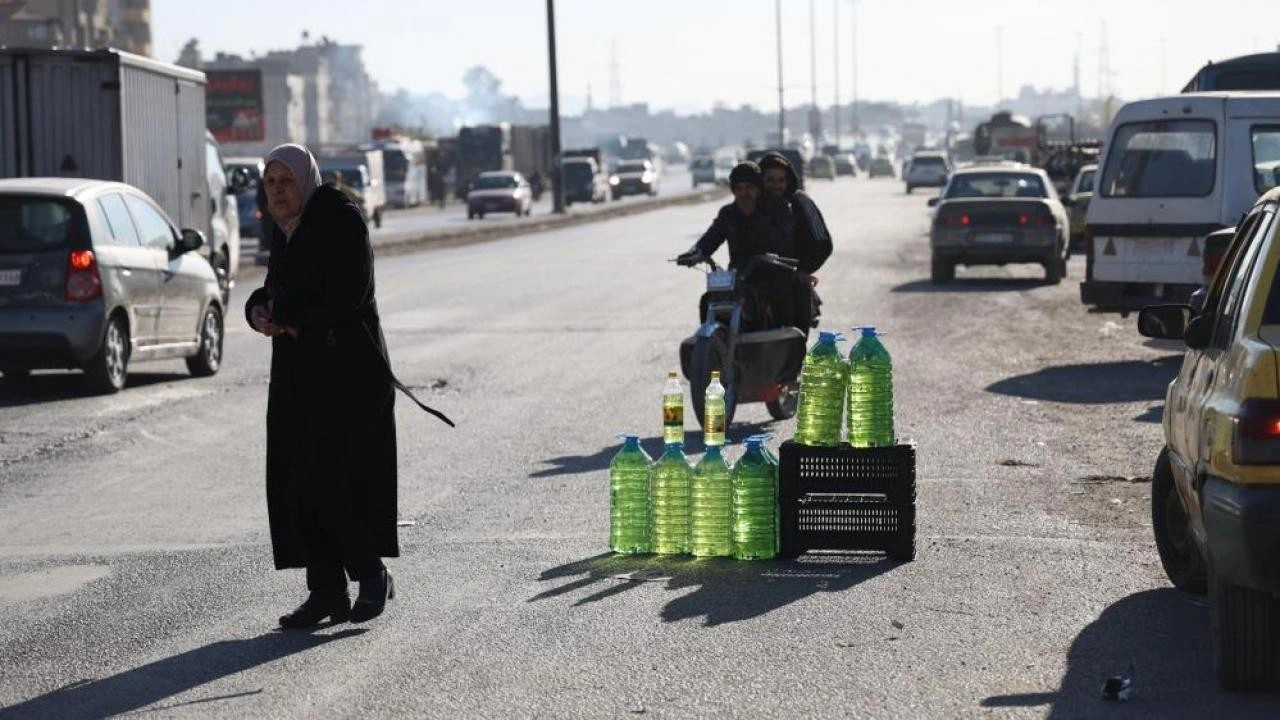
[177,228,205,255]
[927,197,940,207]
[1137,304,1192,340]
[1184,314,1213,350]
[228,167,251,193]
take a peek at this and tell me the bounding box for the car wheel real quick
[1045,252,1065,284]
[766,381,800,420]
[373,209,383,228]
[478,211,485,219]
[85,313,128,394]
[905,185,913,194]
[1151,448,1207,594]
[930,255,954,284]
[185,306,223,377]
[1212,567,1280,690]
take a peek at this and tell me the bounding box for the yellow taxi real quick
[1138,186,1280,690]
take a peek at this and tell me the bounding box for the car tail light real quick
[1233,398,1280,464]
[939,212,970,228]
[1018,212,1052,227]
[65,249,102,302]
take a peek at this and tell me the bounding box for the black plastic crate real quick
[778,440,916,561]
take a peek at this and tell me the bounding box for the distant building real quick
[0,0,151,56]
[200,52,308,157]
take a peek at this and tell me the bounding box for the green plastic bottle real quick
[690,444,733,557]
[794,331,847,446]
[847,326,895,448]
[704,371,726,446]
[609,434,652,554]
[650,442,693,555]
[747,434,782,555]
[662,371,685,445]
[732,436,777,560]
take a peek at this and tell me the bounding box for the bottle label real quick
[663,405,683,427]
[705,413,725,436]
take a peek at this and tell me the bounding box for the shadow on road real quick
[0,628,365,719]
[530,421,777,478]
[986,356,1181,405]
[0,372,191,409]
[892,278,1049,294]
[981,589,1278,717]
[531,552,898,626]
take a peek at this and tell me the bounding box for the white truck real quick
[1081,92,1280,315]
[0,47,241,301]
[318,149,387,228]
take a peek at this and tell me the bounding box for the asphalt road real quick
[2,175,1276,718]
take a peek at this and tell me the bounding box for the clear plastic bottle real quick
[794,331,847,446]
[732,436,777,560]
[609,434,652,554]
[662,371,685,445]
[650,442,693,555]
[847,326,895,448]
[704,371,726,446]
[690,444,733,557]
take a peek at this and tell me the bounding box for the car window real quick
[1251,126,1280,194]
[96,193,142,247]
[0,196,76,253]
[1100,119,1216,197]
[124,195,175,251]
[1206,213,1262,310]
[1076,170,1095,194]
[472,175,517,189]
[205,140,227,190]
[1213,210,1274,347]
[945,172,1046,199]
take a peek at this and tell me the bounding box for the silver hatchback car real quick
[0,178,224,393]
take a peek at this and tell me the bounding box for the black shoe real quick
[279,592,351,629]
[350,570,395,623]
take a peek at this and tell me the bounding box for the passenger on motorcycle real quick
[758,151,833,333]
[676,161,799,330]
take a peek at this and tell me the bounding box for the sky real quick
[152,0,1279,114]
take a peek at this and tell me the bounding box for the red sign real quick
[206,69,265,143]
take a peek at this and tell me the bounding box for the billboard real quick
[206,69,264,143]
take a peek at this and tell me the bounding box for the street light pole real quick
[848,0,858,135]
[546,0,564,214]
[776,0,785,144]
[833,0,840,147]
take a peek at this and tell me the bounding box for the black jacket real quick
[693,195,795,272]
[244,184,398,569]
[759,151,833,273]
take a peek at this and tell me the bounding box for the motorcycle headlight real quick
[609,176,620,185]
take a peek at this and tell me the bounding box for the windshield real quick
[1076,169,1096,194]
[617,162,648,173]
[564,163,594,181]
[473,175,518,189]
[690,157,713,169]
[1100,119,1216,197]
[0,197,78,253]
[1253,126,1280,194]
[383,151,409,182]
[324,168,365,188]
[227,163,260,182]
[912,157,945,167]
[945,172,1047,199]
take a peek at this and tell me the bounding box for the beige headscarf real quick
[264,143,322,238]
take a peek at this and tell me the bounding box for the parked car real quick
[904,151,951,193]
[927,165,1070,283]
[562,158,608,205]
[466,171,532,219]
[1136,186,1280,690]
[833,153,858,176]
[868,156,896,178]
[224,156,265,239]
[1062,163,1096,250]
[610,160,659,200]
[809,155,837,180]
[690,155,718,187]
[0,178,224,392]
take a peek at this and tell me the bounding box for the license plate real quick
[973,233,1012,243]
[1132,238,1174,256]
[0,269,20,286]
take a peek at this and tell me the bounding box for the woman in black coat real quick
[246,143,399,628]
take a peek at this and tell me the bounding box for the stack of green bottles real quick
[609,435,653,554]
[847,326,894,448]
[794,331,847,447]
[650,442,693,555]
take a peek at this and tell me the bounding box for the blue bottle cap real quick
[852,326,881,338]
[744,436,763,450]
[615,432,640,443]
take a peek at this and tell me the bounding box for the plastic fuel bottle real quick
[704,371,726,446]
[747,434,782,555]
[794,331,848,446]
[847,326,895,448]
[691,444,733,558]
[732,436,778,560]
[662,371,685,445]
[609,434,653,554]
[650,442,693,555]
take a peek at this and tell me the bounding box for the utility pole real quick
[809,0,821,141]
[849,0,858,134]
[546,0,564,214]
[833,0,840,147]
[775,0,785,144]
[996,25,1004,107]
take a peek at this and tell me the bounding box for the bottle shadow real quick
[528,422,777,479]
[531,551,899,626]
[0,628,366,720]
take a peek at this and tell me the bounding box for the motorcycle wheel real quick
[690,329,737,430]
[766,380,800,420]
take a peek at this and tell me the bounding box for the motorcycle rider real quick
[757,151,834,332]
[677,161,799,330]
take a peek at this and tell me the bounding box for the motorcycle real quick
[675,252,811,429]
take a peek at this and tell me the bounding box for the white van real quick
[1080,92,1280,315]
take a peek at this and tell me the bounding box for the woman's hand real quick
[251,304,284,336]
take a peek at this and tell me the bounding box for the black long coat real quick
[244,184,398,570]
